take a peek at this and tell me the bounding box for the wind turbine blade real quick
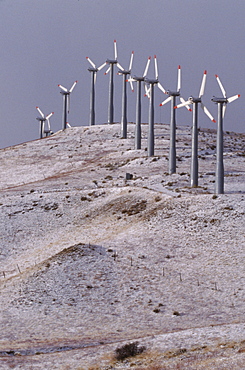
[46,112,54,120]
[154,55,158,80]
[222,105,226,118]
[199,70,207,98]
[177,65,181,92]
[157,82,166,94]
[129,51,134,71]
[174,99,192,109]
[97,62,107,71]
[180,97,192,111]
[128,76,134,92]
[159,96,172,107]
[47,119,51,131]
[201,102,216,122]
[215,74,226,98]
[86,57,96,68]
[104,65,111,75]
[94,72,97,84]
[67,122,71,128]
[144,83,150,98]
[114,39,117,60]
[58,84,68,92]
[116,62,124,71]
[227,94,240,103]
[143,57,151,77]
[36,106,44,118]
[69,81,77,93]
[67,95,70,114]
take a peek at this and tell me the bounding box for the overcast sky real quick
[0,0,244,149]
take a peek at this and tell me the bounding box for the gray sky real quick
[0,0,244,148]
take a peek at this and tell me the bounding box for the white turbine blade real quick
[144,83,150,98]
[215,74,226,98]
[222,105,226,118]
[128,51,134,71]
[201,102,216,122]
[86,57,96,68]
[128,76,134,92]
[36,106,44,118]
[47,118,51,131]
[114,39,117,60]
[227,94,240,103]
[67,122,71,128]
[97,62,107,71]
[199,70,207,98]
[154,55,158,80]
[177,65,181,92]
[46,112,54,120]
[94,72,97,84]
[143,57,151,77]
[174,99,192,109]
[67,95,70,114]
[116,62,124,71]
[159,96,172,107]
[104,65,111,75]
[157,82,166,94]
[180,97,192,111]
[58,84,68,92]
[69,80,77,93]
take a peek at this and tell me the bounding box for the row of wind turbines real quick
[36,40,240,194]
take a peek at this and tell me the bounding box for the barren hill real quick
[0,123,244,369]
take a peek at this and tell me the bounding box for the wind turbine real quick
[117,50,134,138]
[104,40,124,124]
[86,57,107,126]
[127,56,151,149]
[175,70,216,187]
[36,107,54,139]
[58,81,77,130]
[159,64,191,174]
[211,74,240,194]
[144,55,166,157]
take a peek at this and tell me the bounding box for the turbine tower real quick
[144,55,166,157]
[127,56,151,149]
[117,50,134,138]
[104,40,124,124]
[175,71,216,187]
[211,74,240,194]
[36,107,54,139]
[58,81,77,130]
[86,57,107,126]
[159,64,191,174]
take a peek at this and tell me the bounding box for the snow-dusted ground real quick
[0,123,244,369]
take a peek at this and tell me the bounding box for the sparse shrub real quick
[173,311,180,316]
[115,341,146,361]
[153,308,160,313]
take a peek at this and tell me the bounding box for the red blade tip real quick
[238,94,241,97]
[204,70,207,74]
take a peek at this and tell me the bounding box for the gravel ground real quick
[0,122,244,369]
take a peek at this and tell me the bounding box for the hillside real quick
[0,122,244,369]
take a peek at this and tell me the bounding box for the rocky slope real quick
[0,122,244,369]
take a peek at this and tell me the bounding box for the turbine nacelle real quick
[132,75,145,82]
[106,59,117,64]
[188,96,202,103]
[211,97,228,104]
[87,67,98,73]
[144,77,158,85]
[166,90,180,97]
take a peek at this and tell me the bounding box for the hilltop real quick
[0,122,244,369]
